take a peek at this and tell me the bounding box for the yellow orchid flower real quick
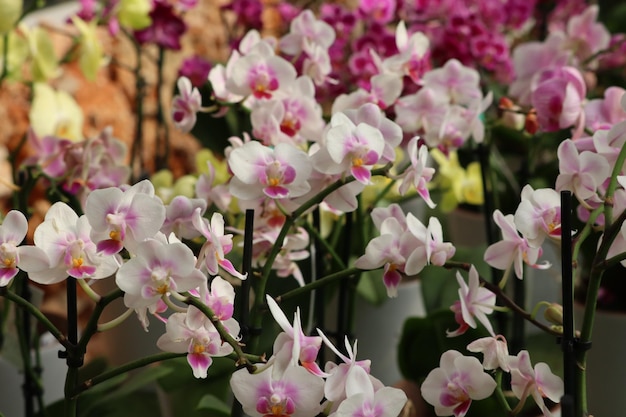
[29,83,84,141]
[26,26,60,82]
[430,149,484,212]
[0,29,29,80]
[117,0,152,30]
[71,16,105,81]
[0,0,21,34]
[195,149,230,185]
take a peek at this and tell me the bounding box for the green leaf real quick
[355,269,387,305]
[396,309,490,382]
[196,394,231,417]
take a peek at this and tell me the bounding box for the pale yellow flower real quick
[117,0,152,30]
[71,16,105,81]
[430,149,484,212]
[26,26,60,81]
[0,29,29,80]
[29,83,84,141]
[0,0,22,34]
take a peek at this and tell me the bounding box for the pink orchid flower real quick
[316,330,373,405]
[19,202,119,284]
[484,210,550,280]
[334,365,407,417]
[85,180,166,255]
[228,141,312,200]
[157,306,238,378]
[397,137,436,208]
[509,350,564,417]
[115,236,206,310]
[0,211,30,286]
[171,76,202,133]
[354,216,421,297]
[161,195,207,240]
[466,335,511,371]
[230,363,325,417]
[556,139,610,206]
[514,185,562,247]
[447,265,496,337]
[381,21,430,83]
[530,66,586,135]
[421,350,497,417]
[192,210,247,280]
[313,112,385,185]
[279,9,335,56]
[266,295,324,377]
[227,41,297,100]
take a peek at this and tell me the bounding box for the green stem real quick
[0,286,70,348]
[573,143,626,417]
[251,164,392,350]
[77,288,124,353]
[302,221,346,269]
[183,295,255,371]
[71,352,186,396]
[154,47,170,170]
[493,369,512,413]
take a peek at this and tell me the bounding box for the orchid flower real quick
[19,202,119,284]
[157,305,238,378]
[266,295,324,377]
[228,141,312,200]
[334,366,407,417]
[396,137,436,208]
[466,335,511,371]
[85,180,166,255]
[171,76,202,133]
[514,185,562,247]
[484,210,550,280]
[230,363,325,417]
[421,350,497,417]
[115,235,206,310]
[447,265,496,337]
[192,210,247,280]
[555,139,610,206]
[0,211,29,286]
[509,350,564,417]
[316,329,372,405]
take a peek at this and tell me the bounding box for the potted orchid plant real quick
[1,1,626,417]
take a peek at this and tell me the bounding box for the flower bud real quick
[0,0,22,34]
[524,110,539,135]
[544,303,563,326]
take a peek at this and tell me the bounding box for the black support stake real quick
[560,191,575,417]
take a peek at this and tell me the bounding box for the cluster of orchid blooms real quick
[4,0,626,416]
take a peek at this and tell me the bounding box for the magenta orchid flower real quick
[555,139,610,206]
[192,210,247,280]
[484,210,550,280]
[447,265,496,337]
[85,180,166,255]
[334,365,407,417]
[171,76,202,133]
[228,141,312,200]
[19,202,119,284]
[508,350,564,417]
[266,295,324,377]
[157,305,237,378]
[115,236,206,310]
[421,350,497,417]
